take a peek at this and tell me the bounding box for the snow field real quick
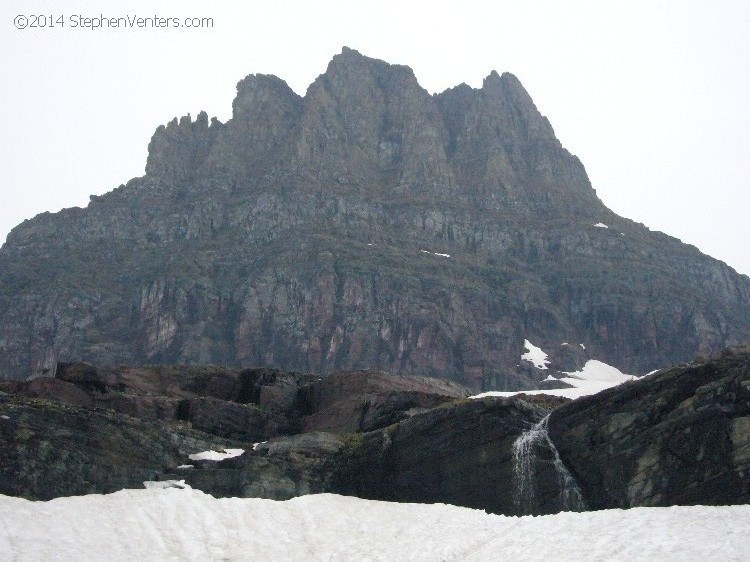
[475,335,641,400]
[0,489,747,561]
[472,359,637,400]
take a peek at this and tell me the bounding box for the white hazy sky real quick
[1,0,748,275]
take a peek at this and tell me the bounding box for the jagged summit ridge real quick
[140,46,599,214]
[1,48,749,387]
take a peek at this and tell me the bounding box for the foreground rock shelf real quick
[0,345,748,514]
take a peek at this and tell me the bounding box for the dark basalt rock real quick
[299,370,469,433]
[1,49,748,390]
[0,394,231,500]
[167,432,342,500]
[548,344,750,509]
[0,348,748,513]
[327,397,553,515]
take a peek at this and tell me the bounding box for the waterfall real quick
[512,414,586,514]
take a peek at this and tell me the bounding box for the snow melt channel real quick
[512,415,585,515]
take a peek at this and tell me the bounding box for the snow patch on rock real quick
[472,360,639,401]
[143,480,190,490]
[188,448,244,462]
[521,339,550,370]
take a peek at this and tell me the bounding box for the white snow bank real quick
[0,490,747,561]
[472,360,638,400]
[142,480,190,490]
[521,339,550,369]
[188,448,244,461]
[594,222,609,228]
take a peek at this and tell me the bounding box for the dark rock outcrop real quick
[167,432,342,500]
[1,347,748,513]
[1,49,749,389]
[327,397,555,515]
[2,363,318,440]
[1,362,467,439]
[322,347,749,514]
[0,362,470,500]
[299,370,469,433]
[549,344,750,508]
[0,394,230,500]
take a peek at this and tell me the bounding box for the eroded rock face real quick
[1,48,750,389]
[167,433,342,501]
[299,370,469,433]
[320,348,750,515]
[0,349,747,513]
[327,397,556,515]
[0,363,469,501]
[0,395,227,500]
[0,367,568,513]
[548,345,750,509]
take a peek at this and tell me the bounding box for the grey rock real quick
[167,433,342,500]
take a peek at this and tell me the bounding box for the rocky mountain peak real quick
[233,74,302,122]
[434,69,595,214]
[316,46,420,92]
[200,73,303,182]
[480,70,556,140]
[145,111,222,182]
[297,47,453,190]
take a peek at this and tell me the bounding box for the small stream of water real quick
[512,414,586,514]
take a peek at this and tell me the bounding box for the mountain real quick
[1,47,749,389]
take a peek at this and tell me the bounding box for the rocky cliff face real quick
[328,396,555,515]
[2,347,746,512]
[325,347,750,514]
[1,47,749,388]
[0,362,466,500]
[549,344,750,508]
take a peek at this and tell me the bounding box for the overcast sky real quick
[2,0,748,275]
